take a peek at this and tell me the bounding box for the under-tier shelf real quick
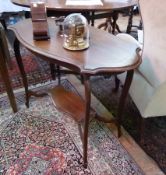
[49,86,86,122]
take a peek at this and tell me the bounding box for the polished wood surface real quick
[11,0,137,11]
[49,86,85,122]
[0,24,17,113]
[9,18,141,168]
[9,18,141,75]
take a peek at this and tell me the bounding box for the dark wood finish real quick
[56,65,61,85]
[12,0,137,12]
[0,24,17,112]
[126,7,142,34]
[126,7,134,33]
[97,12,121,34]
[117,70,134,137]
[9,18,141,167]
[50,63,56,80]
[14,38,47,107]
[49,86,85,122]
[82,75,91,168]
[14,38,29,107]
[0,17,7,30]
[114,75,120,92]
[0,48,17,113]
[10,19,141,74]
[30,2,50,40]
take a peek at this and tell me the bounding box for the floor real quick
[67,75,165,175]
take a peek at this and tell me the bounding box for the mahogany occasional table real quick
[9,18,141,168]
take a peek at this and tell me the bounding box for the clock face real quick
[63,13,89,51]
[75,24,84,37]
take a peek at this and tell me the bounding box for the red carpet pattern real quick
[0,47,51,93]
[1,112,91,174]
[0,80,144,175]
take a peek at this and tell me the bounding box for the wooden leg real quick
[112,11,120,34]
[50,63,56,80]
[126,7,134,34]
[0,51,17,112]
[80,11,91,25]
[56,65,61,85]
[83,74,91,168]
[97,20,109,31]
[117,70,134,137]
[98,13,121,34]
[90,11,95,26]
[107,17,112,33]
[14,38,29,108]
[113,75,120,92]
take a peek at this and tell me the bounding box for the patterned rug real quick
[0,79,144,175]
[90,76,166,174]
[0,46,51,93]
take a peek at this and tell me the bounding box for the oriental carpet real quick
[0,79,144,175]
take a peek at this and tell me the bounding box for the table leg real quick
[82,74,91,168]
[0,52,17,113]
[56,65,61,85]
[91,11,95,26]
[14,38,29,108]
[112,11,121,34]
[117,70,134,137]
[49,63,56,80]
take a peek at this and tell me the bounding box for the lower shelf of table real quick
[49,86,86,122]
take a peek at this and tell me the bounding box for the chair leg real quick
[97,20,109,31]
[126,7,134,34]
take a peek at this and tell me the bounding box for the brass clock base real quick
[63,42,89,51]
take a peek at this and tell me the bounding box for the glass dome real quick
[63,13,89,51]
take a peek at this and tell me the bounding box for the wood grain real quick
[49,86,85,122]
[9,18,141,75]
